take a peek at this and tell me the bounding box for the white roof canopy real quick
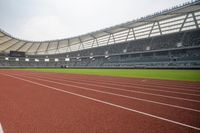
[0,0,200,55]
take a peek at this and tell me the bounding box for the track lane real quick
[28,71,200,89]
[2,73,194,133]
[23,71,200,95]
[16,72,200,111]
[5,70,200,91]
[11,72,200,103]
[21,70,200,92]
[3,73,200,129]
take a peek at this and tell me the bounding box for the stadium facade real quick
[0,1,200,68]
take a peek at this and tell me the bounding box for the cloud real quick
[18,15,68,41]
[0,0,191,41]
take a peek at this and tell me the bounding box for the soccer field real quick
[19,68,200,82]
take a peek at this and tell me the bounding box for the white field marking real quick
[76,79,200,96]
[0,123,4,133]
[16,74,200,113]
[27,73,200,95]
[59,76,200,93]
[16,73,200,103]
[22,71,200,90]
[65,79,200,97]
[54,72,200,91]
[2,73,200,131]
[92,77,200,91]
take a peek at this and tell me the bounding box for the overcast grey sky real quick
[0,0,190,41]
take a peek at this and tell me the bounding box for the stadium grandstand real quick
[0,0,200,68]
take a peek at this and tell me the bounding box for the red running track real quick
[0,70,200,133]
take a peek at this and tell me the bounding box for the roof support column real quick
[179,14,189,32]
[0,38,13,46]
[148,22,156,38]
[91,38,99,48]
[16,42,27,51]
[78,37,84,51]
[2,40,19,51]
[157,21,162,35]
[25,43,34,54]
[35,42,41,55]
[111,34,116,44]
[107,34,111,45]
[45,42,50,54]
[192,12,199,29]
[125,29,131,41]
[67,39,71,52]
[90,34,99,48]
[132,28,136,40]
[56,41,60,54]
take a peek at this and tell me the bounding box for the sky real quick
[0,0,191,41]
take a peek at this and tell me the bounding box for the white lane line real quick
[2,73,200,131]
[15,74,200,113]
[15,73,200,103]
[74,78,200,93]
[70,79,200,96]
[0,123,4,133]
[28,73,200,96]
[111,80,200,92]
[20,71,200,92]
[33,72,200,93]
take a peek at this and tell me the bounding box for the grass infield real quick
[19,68,200,82]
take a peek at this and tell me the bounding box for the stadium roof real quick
[0,0,200,55]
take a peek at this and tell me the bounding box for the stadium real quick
[0,1,200,69]
[0,0,200,133]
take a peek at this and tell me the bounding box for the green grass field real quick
[20,68,200,82]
